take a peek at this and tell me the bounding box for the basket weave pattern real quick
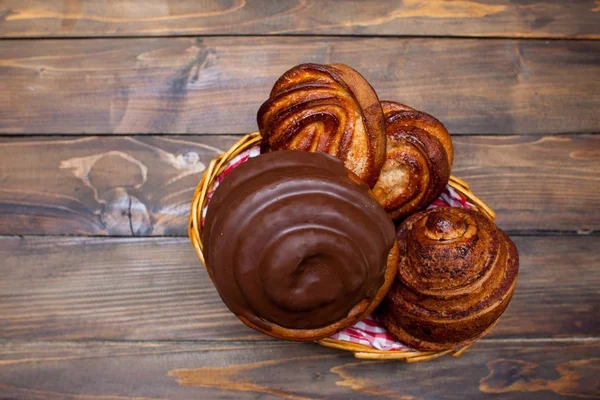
[189,132,496,362]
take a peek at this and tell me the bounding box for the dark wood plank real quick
[0,134,597,236]
[0,339,598,399]
[0,236,597,341]
[0,135,228,236]
[1,37,599,135]
[1,0,599,39]
[452,134,600,233]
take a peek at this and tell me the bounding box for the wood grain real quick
[1,3,598,397]
[0,339,598,399]
[1,0,599,39]
[0,236,597,341]
[0,134,597,236]
[0,135,227,236]
[452,135,600,233]
[1,37,599,135]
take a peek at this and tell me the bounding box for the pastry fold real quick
[377,207,519,350]
[373,101,453,220]
[258,63,386,188]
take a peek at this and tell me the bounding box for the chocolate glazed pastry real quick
[203,150,399,341]
[257,63,386,188]
[372,101,454,220]
[377,207,519,351]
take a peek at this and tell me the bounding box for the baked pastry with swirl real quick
[258,63,386,188]
[377,207,518,351]
[373,101,453,220]
[203,150,399,341]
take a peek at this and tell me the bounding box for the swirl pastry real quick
[372,101,453,220]
[258,63,386,188]
[377,207,519,351]
[203,150,398,341]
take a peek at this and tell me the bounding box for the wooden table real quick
[1,1,599,399]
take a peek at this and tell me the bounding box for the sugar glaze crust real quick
[377,207,519,351]
[203,150,398,341]
[372,101,454,220]
[257,63,386,188]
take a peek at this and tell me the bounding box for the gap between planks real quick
[1,132,600,138]
[1,337,598,345]
[0,230,597,239]
[1,34,600,41]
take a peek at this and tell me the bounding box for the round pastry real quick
[372,101,453,220]
[377,207,518,351]
[257,63,386,188]
[203,150,399,341]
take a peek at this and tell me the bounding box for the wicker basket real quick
[189,132,496,363]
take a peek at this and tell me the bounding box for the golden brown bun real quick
[377,207,519,351]
[373,101,453,219]
[258,63,386,188]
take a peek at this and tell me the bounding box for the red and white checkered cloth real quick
[201,146,261,226]
[202,146,473,351]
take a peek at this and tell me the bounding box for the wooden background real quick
[0,1,599,399]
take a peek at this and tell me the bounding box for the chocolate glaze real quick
[203,150,395,332]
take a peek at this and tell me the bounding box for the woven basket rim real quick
[188,131,496,362]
